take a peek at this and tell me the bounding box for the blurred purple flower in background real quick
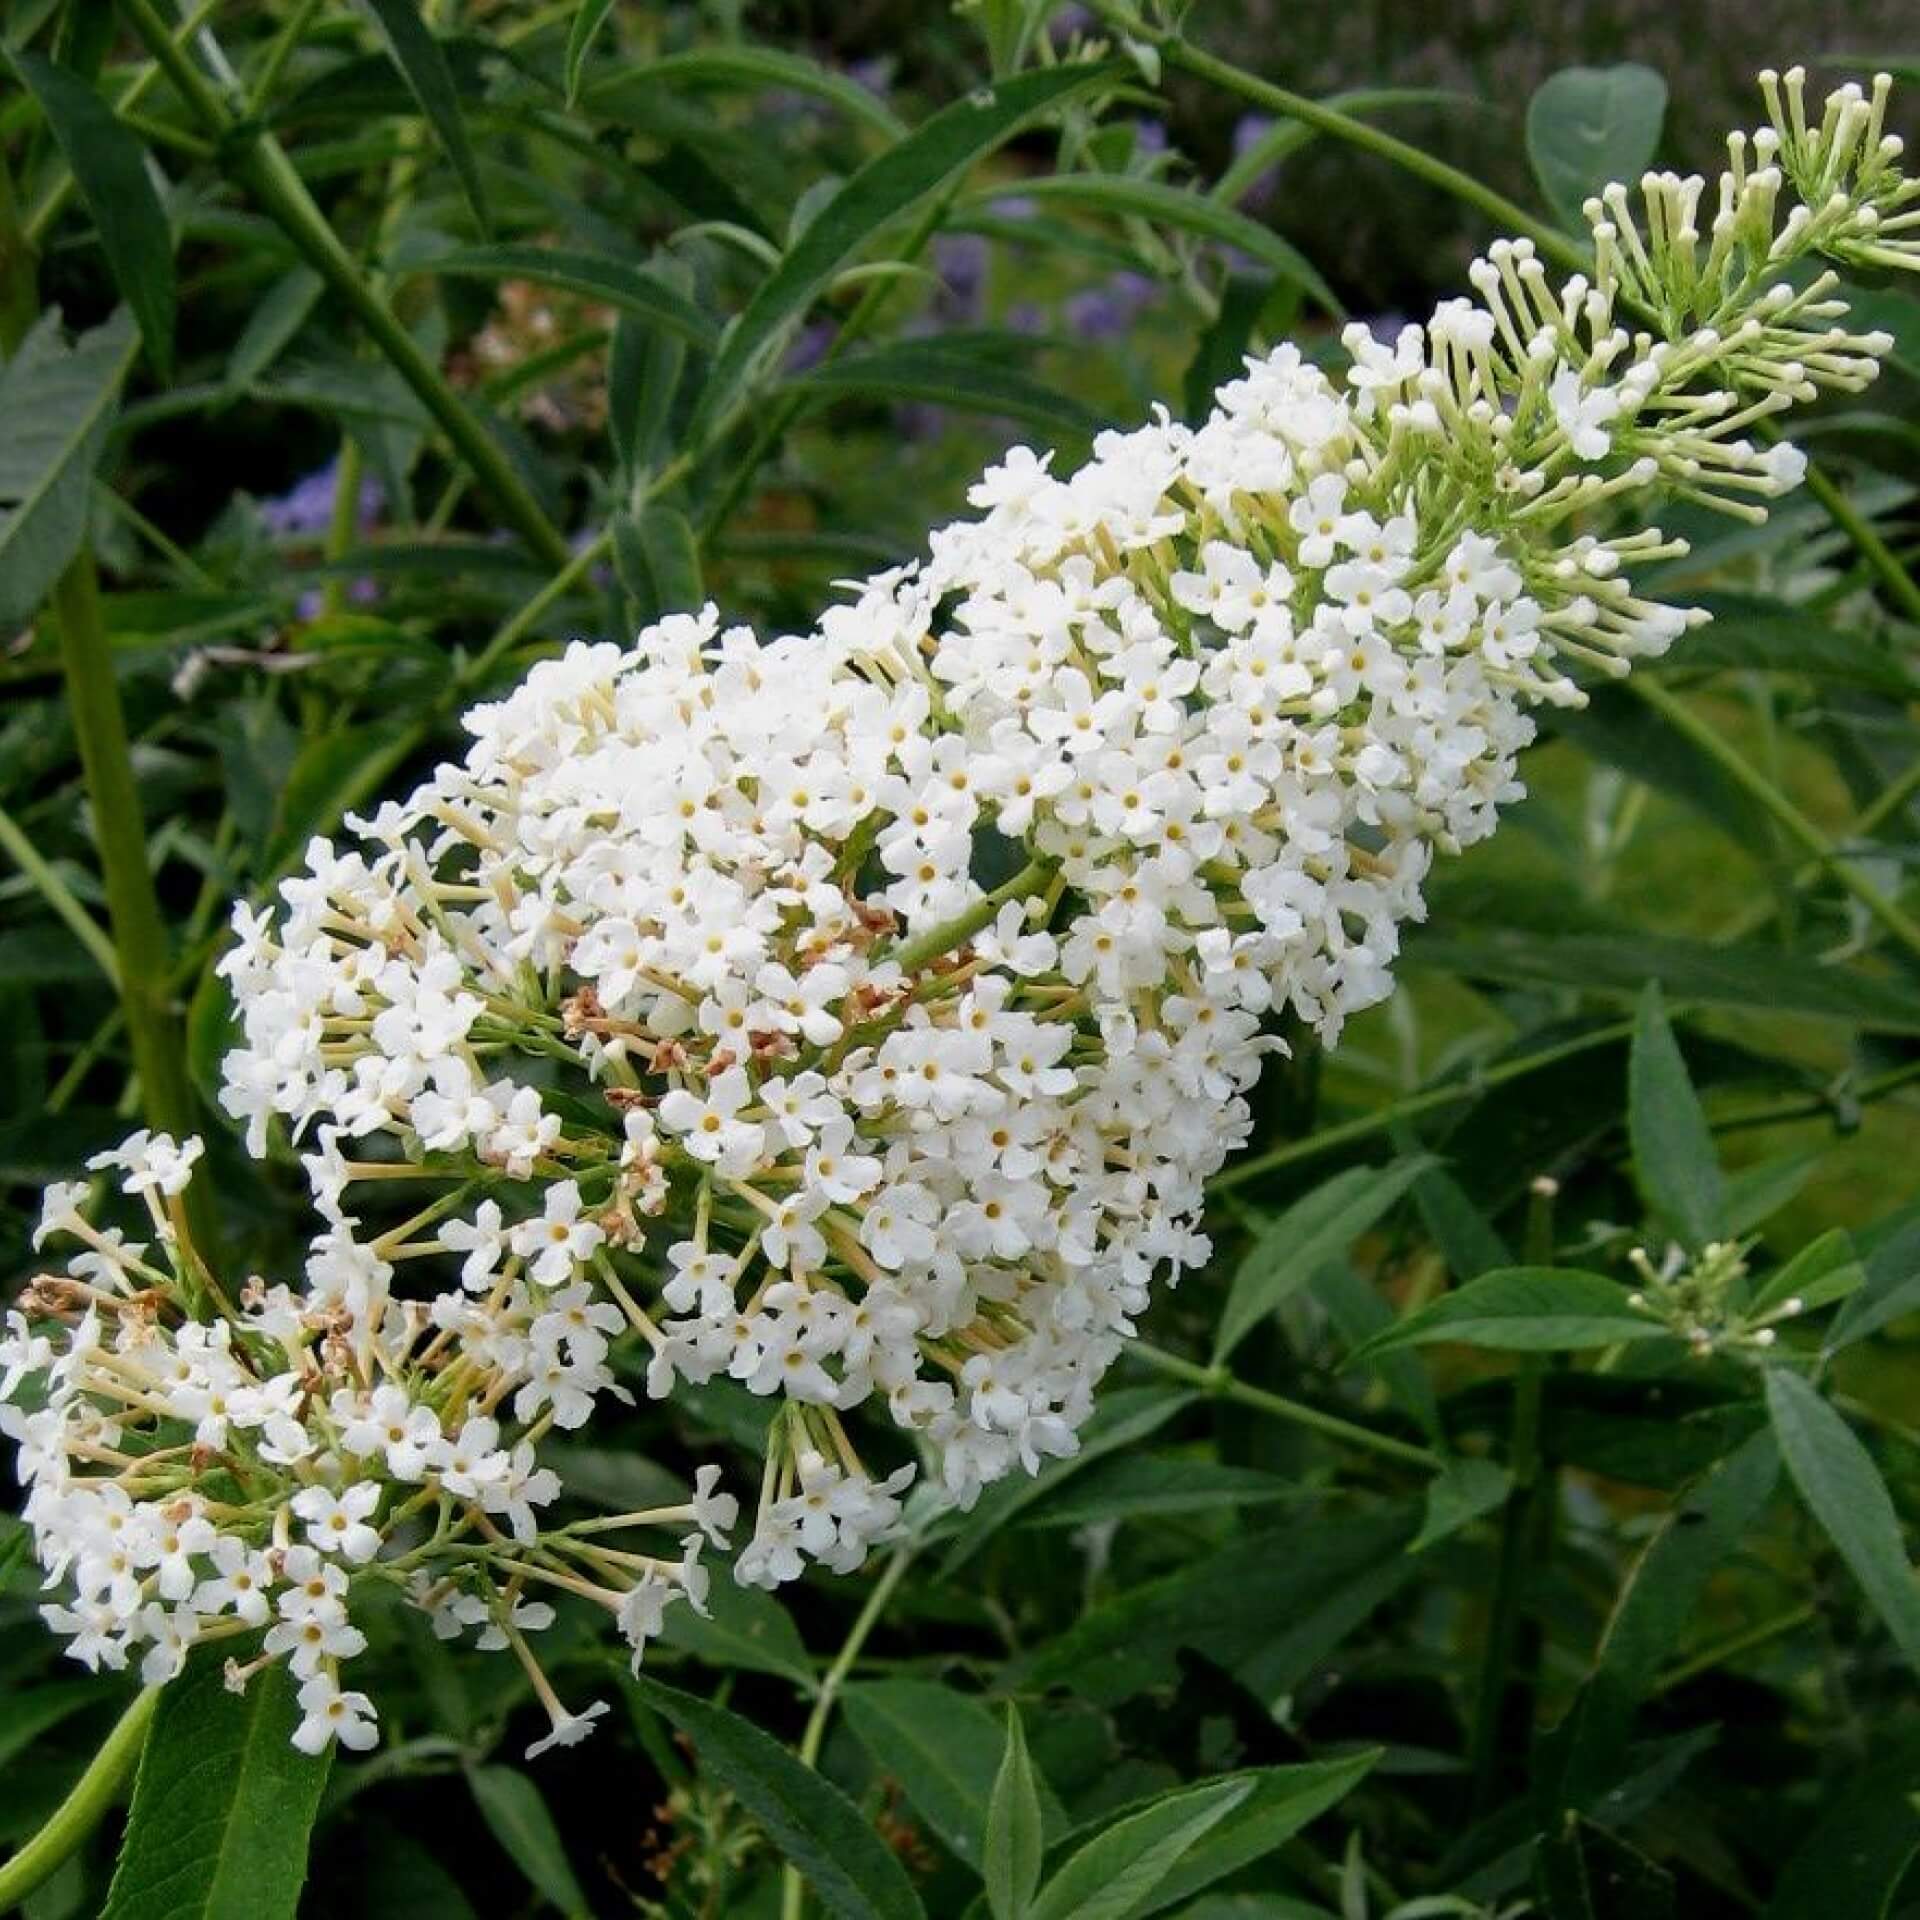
[933,232,989,324]
[1065,270,1159,340]
[1232,113,1280,207]
[784,319,837,374]
[260,456,383,540]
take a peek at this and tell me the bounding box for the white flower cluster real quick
[5,71,1913,1755]
[3,1135,734,1758]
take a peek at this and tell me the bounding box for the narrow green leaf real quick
[1355,1267,1661,1358]
[1766,1737,1920,1920]
[985,1706,1045,1920]
[1214,1156,1435,1363]
[226,265,325,392]
[12,52,175,379]
[466,1766,589,1917]
[1628,983,1726,1249]
[99,1653,331,1920]
[1127,1755,1380,1918]
[1559,1431,1779,1797]
[631,1676,927,1920]
[1014,1456,1295,1531]
[845,1682,1060,1875]
[608,260,693,478]
[1825,1218,1920,1354]
[1748,1228,1863,1322]
[0,308,138,628]
[590,45,907,141]
[361,0,491,233]
[658,1575,815,1687]
[1029,1778,1251,1920]
[1182,271,1277,424]
[1526,64,1668,230]
[563,0,619,105]
[1410,1457,1512,1552]
[635,502,702,617]
[690,62,1116,442]
[265,720,419,873]
[1411,1163,1511,1283]
[784,342,1101,440]
[967,174,1337,314]
[1767,1369,1920,1677]
[415,244,718,346]
[1532,1814,1675,1920]
[1403,927,1920,1032]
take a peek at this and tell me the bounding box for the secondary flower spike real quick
[6,69,1915,1754]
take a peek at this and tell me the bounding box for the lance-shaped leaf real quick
[1214,1156,1435,1363]
[1353,1267,1664,1358]
[361,0,490,233]
[412,243,718,347]
[689,62,1117,443]
[1628,982,1726,1249]
[965,173,1337,314]
[985,1706,1045,1920]
[11,53,175,378]
[99,1652,332,1920]
[631,1676,926,1920]
[0,308,138,628]
[1767,1368,1920,1677]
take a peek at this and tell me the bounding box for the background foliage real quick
[3,2,1920,1916]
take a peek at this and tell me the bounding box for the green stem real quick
[55,539,199,1146]
[458,527,611,694]
[0,799,121,986]
[1796,456,1920,626]
[0,147,38,350]
[1468,1179,1559,1816]
[1632,677,1920,966]
[0,1687,158,1912]
[781,1548,913,1920]
[114,0,570,571]
[888,858,1056,975]
[1215,1020,1636,1193]
[248,0,328,113]
[1131,1341,1442,1471]
[1651,1600,1818,1696]
[1084,1,1582,272]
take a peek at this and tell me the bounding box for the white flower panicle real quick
[6,73,1915,1755]
[4,1136,731,1759]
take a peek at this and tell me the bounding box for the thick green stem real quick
[114,0,571,571]
[53,556,200,1142]
[1131,1341,1442,1471]
[0,1688,157,1911]
[780,1548,912,1920]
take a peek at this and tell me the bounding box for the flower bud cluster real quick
[6,74,1916,1757]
